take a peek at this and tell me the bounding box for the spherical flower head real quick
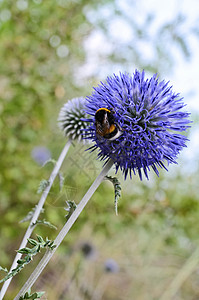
[58,97,89,143]
[104,258,119,273]
[31,146,51,165]
[85,70,191,180]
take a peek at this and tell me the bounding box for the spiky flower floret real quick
[58,97,89,143]
[84,70,191,180]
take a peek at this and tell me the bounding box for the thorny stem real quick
[0,140,72,300]
[14,159,114,300]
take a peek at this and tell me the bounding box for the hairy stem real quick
[0,140,71,300]
[14,159,114,300]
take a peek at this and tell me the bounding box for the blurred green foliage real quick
[1,0,199,299]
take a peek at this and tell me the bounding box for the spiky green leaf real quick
[105,176,122,215]
[64,200,77,220]
[37,179,50,194]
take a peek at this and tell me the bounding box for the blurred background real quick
[0,0,199,299]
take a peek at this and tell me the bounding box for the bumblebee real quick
[95,108,123,141]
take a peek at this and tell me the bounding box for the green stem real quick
[159,246,199,300]
[14,159,114,300]
[0,140,71,300]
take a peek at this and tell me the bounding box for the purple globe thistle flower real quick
[84,70,191,180]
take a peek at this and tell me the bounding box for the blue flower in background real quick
[104,258,119,273]
[31,146,51,165]
[84,70,191,179]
